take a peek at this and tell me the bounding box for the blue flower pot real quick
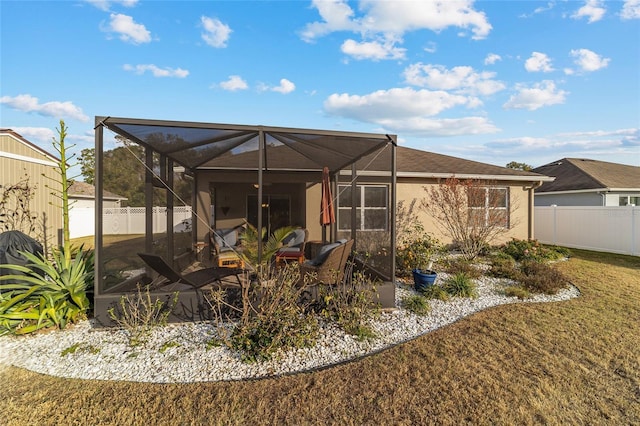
[412,269,437,292]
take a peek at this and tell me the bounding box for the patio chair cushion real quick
[213,228,238,251]
[282,229,307,248]
[306,241,341,266]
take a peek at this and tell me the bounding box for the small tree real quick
[423,177,515,260]
[505,161,533,171]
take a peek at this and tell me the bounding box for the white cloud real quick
[219,75,248,91]
[201,16,231,48]
[299,0,359,41]
[503,80,568,110]
[519,1,556,18]
[301,0,492,60]
[341,39,406,60]
[10,127,56,142]
[123,64,189,78]
[403,63,505,96]
[324,87,476,123]
[570,48,610,72]
[485,127,640,164]
[484,53,502,65]
[525,52,554,72]
[377,116,499,136]
[271,79,296,94]
[0,94,89,122]
[423,41,437,53]
[85,0,138,11]
[571,0,606,23]
[104,13,151,44]
[621,0,640,19]
[323,86,500,135]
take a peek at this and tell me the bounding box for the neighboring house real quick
[0,129,62,250]
[69,180,127,208]
[532,158,640,206]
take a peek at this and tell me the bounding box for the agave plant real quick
[0,245,94,335]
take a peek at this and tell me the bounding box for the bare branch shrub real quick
[423,177,517,260]
[108,284,179,346]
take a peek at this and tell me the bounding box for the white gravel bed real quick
[0,276,580,383]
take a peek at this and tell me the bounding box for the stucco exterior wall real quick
[0,133,62,249]
[396,179,530,246]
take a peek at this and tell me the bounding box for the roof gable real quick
[0,129,60,166]
[533,158,640,193]
[69,181,127,201]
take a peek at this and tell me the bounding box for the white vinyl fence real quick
[535,206,639,256]
[69,206,193,239]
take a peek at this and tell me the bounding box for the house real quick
[0,129,62,251]
[69,180,127,208]
[386,146,551,245]
[532,158,640,206]
[92,117,553,323]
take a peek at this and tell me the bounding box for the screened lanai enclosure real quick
[93,116,397,323]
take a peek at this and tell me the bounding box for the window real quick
[468,187,509,228]
[338,184,388,231]
[619,196,640,206]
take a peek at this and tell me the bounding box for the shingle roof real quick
[355,145,547,180]
[395,146,546,178]
[69,181,127,201]
[533,158,640,193]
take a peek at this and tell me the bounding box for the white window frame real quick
[338,184,388,231]
[619,195,640,206]
[468,187,510,228]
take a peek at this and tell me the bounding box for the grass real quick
[1,249,639,425]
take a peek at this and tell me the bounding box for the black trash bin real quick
[0,230,44,280]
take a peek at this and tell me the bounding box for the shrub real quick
[108,284,179,347]
[442,272,478,298]
[402,294,431,315]
[504,286,531,300]
[210,265,320,362]
[396,221,440,277]
[0,245,94,335]
[315,267,380,341]
[519,260,570,295]
[500,239,569,262]
[488,254,520,280]
[439,257,483,279]
[419,284,450,301]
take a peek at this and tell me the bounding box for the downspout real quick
[523,181,543,240]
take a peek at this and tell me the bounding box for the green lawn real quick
[1,249,639,425]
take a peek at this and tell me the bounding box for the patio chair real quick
[210,228,245,269]
[138,253,241,290]
[275,228,308,265]
[299,239,354,285]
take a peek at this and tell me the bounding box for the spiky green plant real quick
[0,246,94,335]
[239,223,296,271]
[442,272,478,298]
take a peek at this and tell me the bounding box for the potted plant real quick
[412,248,437,292]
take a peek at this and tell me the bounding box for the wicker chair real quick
[299,239,354,285]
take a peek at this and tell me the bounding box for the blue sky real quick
[2,0,639,175]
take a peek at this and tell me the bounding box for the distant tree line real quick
[79,136,192,207]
